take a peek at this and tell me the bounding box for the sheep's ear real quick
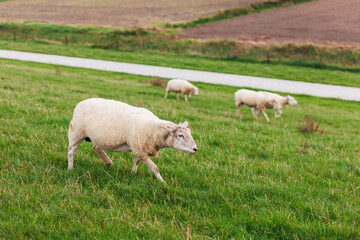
[179,121,189,128]
[160,122,177,132]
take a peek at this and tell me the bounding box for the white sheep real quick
[67,98,198,182]
[258,91,298,118]
[234,89,281,121]
[164,79,199,102]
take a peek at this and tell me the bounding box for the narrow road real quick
[1,49,359,101]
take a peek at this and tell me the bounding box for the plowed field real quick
[0,0,274,27]
[181,0,360,45]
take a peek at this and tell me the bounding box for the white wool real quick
[67,98,197,182]
[164,79,199,101]
[234,89,280,122]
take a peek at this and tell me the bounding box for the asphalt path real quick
[0,49,359,101]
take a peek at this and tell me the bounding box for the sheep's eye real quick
[178,134,184,139]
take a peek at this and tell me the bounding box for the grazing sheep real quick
[258,91,298,118]
[164,79,199,102]
[68,98,198,182]
[234,89,281,121]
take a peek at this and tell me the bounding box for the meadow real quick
[1,40,360,89]
[1,58,359,239]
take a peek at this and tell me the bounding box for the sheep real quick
[258,91,298,118]
[67,98,198,183]
[164,79,199,102]
[234,89,281,122]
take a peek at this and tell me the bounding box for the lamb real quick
[234,89,281,121]
[258,91,298,118]
[164,79,199,102]
[67,98,198,183]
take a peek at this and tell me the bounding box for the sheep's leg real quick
[261,110,270,122]
[142,157,165,183]
[93,145,113,166]
[275,109,282,118]
[184,94,188,102]
[164,90,169,99]
[251,108,259,118]
[68,139,83,170]
[131,156,141,174]
[236,104,242,117]
[189,92,192,98]
[175,93,179,101]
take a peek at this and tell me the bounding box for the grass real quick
[1,58,360,239]
[0,21,360,71]
[1,40,360,89]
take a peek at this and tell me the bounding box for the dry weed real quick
[298,115,324,134]
[150,78,167,88]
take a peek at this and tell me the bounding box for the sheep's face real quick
[287,96,298,105]
[193,87,199,96]
[162,121,198,154]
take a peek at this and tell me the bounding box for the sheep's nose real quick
[193,148,198,153]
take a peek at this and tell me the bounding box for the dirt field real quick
[181,0,360,45]
[0,0,273,27]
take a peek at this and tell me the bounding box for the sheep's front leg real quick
[141,157,165,183]
[164,90,169,99]
[251,108,259,118]
[175,93,179,100]
[275,109,282,118]
[131,156,141,174]
[261,110,270,122]
[93,145,113,166]
[184,94,188,102]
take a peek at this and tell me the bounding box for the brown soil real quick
[181,0,360,45]
[0,0,273,27]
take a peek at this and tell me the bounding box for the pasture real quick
[1,59,359,239]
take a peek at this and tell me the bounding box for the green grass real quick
[1,40,360,88]
[0,21,359,71]
[1,59,360,239]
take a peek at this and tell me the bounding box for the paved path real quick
[1,49,359,101]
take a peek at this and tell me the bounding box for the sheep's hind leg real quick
[68,139,83,170]
[93,145,113,167]
[131,156,141,174]
[236,104,243,117]
[142,157,165,183]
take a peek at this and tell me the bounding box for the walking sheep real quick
[164,79,199,102]
[67,98,198,182]
[258,91,297,118]
[234,89,281,121]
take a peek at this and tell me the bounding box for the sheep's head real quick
[192,87,199,96]
[287,96,298,105]
[161,121,198,154]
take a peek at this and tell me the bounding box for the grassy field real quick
[0,21,359,72]
[1,40,360,89]
[1,58,359,239]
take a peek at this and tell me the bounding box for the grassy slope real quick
[1,59,359,239]
[0,40,360,88]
